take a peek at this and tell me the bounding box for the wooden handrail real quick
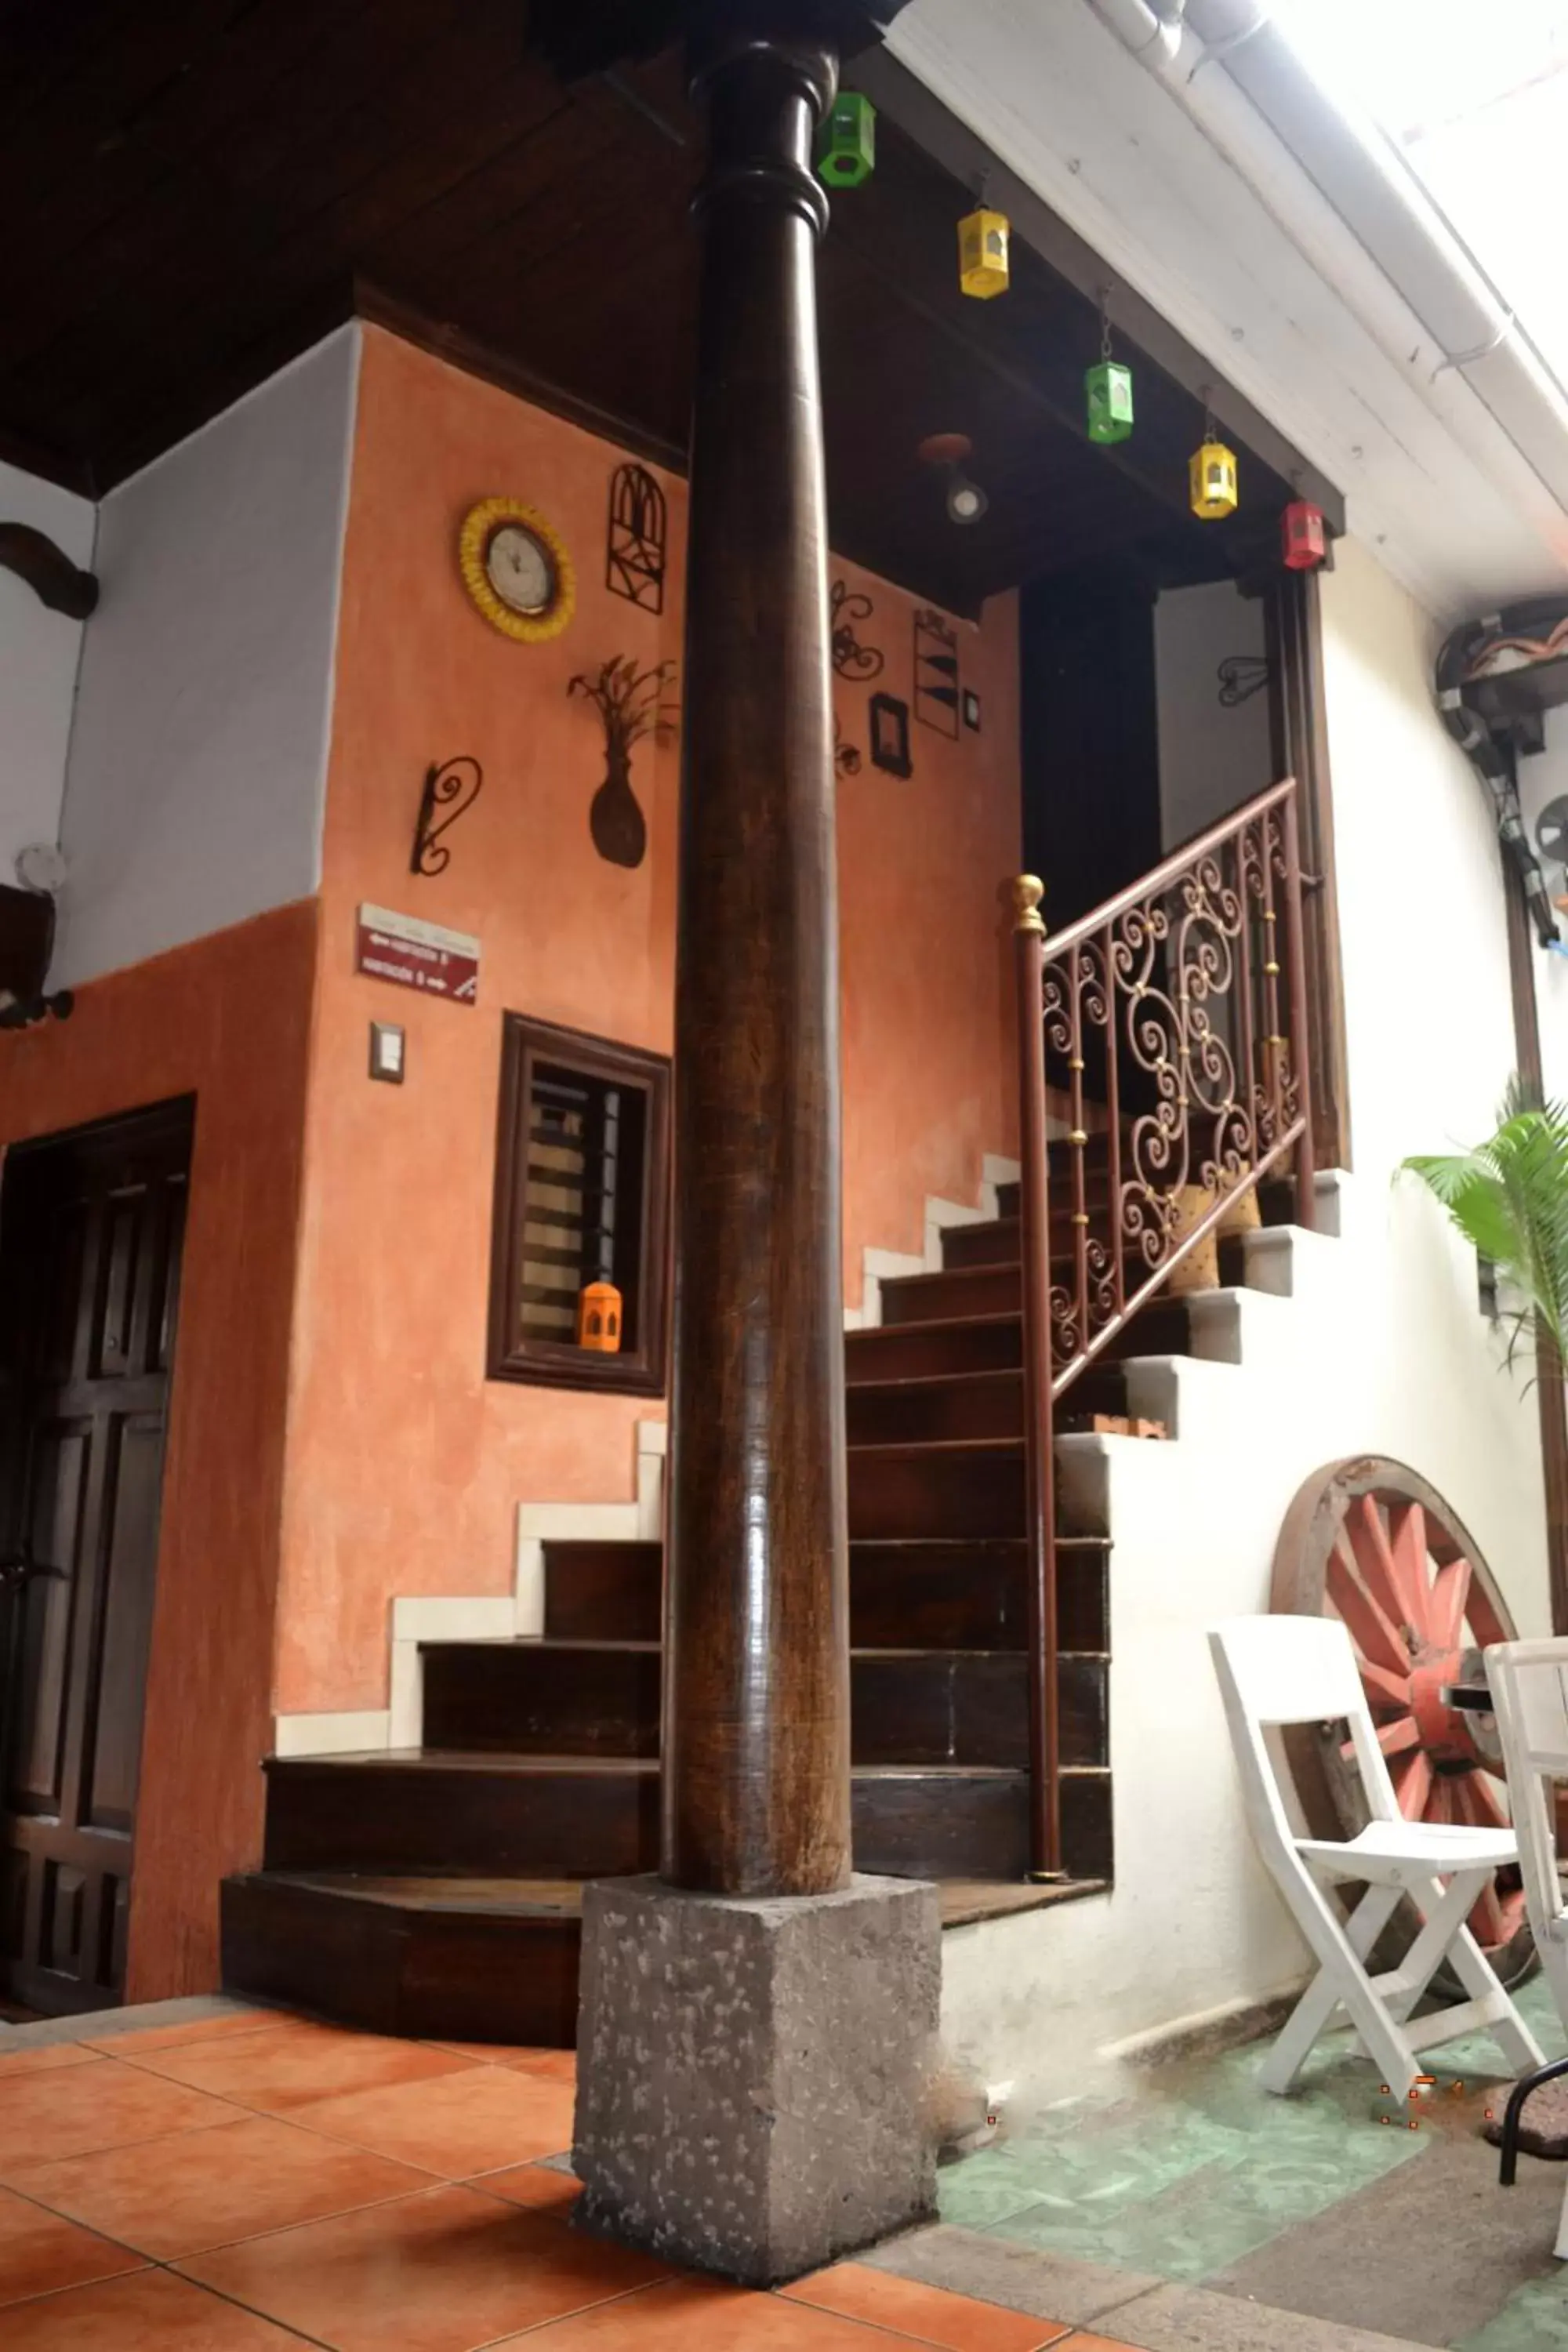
[1043,775,1298,964]
[1011,774,1316,1879]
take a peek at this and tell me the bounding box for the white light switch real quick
[369,1022,405,1083]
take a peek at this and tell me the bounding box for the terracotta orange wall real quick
[274,326,1020,1715]
[0,901,315,1994]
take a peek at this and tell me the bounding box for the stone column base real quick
[572,1871,941,2286]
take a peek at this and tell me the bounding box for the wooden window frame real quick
[488,1013,671,1396]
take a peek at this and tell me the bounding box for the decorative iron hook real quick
[411,756,484,878]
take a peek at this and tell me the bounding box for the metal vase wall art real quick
[568,656,680,871]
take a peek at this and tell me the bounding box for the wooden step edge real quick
[845,1437,1025,1461]
[940,1876,1111,1928]
[848,1534,1110,1552]
[845,1367,1025,1398]
[419,1638,660,1658]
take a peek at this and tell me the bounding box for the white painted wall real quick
[0,462,95,887]
[942,539,1551,2098]
[1154,580,1274,851]
[53,327,359,988]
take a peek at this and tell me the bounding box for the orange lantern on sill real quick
[577,1281,622,1353]
[1282,499,1327,571]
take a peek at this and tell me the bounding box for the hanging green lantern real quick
[1086,358,1134,445]
[817,92,876,187]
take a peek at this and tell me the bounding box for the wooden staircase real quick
[223,1142,1229,2044]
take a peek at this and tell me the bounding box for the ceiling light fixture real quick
[918,432,990,527]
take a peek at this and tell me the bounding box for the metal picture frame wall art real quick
[606,462,668,614]
[913,608,960,737]
[869,693,913,779]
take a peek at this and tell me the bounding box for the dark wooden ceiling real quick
[1,0,1312,612]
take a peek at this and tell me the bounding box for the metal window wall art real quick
[606,463,667,615]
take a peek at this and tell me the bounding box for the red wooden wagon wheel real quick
[1271,1456,1537,1994]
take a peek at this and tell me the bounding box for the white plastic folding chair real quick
[1484,1637,1568,2256]
[1211,1614,1545,2103]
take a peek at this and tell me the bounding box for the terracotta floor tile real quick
[123,2017,478,2111]
[506,2049,578,2082]
[474,2161,583,2213]
[85,2008,284,2057]
[783,2261,1071,2348]
[0,2183,145,2308]
[426,2040,547,2064]
[0,2043,102,2083]
[0,2266,314,2347]
[296,2061,575,2176]
[180,2182,670,2352]
[508,2272,974,2346]
[13,2111,432,2259]
[0,2056,243,2173]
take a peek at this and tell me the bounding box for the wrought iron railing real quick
[1012,775,1316,1878]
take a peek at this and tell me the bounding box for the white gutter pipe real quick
[1084,0,1568,531]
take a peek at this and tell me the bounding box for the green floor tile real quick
[1456,2273,1568,2352]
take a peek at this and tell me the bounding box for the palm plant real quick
[1400,1079,1568,1374]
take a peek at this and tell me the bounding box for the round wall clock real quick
[458,497,576,644]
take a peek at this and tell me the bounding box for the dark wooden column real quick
[662,13,851,1896]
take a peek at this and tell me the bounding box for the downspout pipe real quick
[1436,602,1565,949]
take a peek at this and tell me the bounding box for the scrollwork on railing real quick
[1010,777,1315,1882]
[1029,777,1314,1395]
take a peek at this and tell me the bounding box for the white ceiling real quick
[887,0,1568,621]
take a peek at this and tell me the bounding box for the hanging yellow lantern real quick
[1189,436,1239,521]
[958,206,1010,299]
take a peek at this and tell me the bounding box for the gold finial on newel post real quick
[1013,873,1046,935]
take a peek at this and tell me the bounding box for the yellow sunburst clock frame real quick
[457,497,576,643]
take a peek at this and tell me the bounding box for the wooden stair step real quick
[420,1639,1109,1771]
[878,1265,1022,1326]
[845,1313,1023,1384]
[543,1541,662,1641]
[221,1871,582,2047]
[540,1532,1112,1651]
[848,1439,1025,1541]
[258,1750,1111,1885]
[844,1363,1129,1446]
[849,1537,1109,1653]
[423,1639,661,1759]
[220,1864,1112,2047]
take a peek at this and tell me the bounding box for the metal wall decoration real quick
[914,608,960,736]
[834,716,862,779]
[830,578,884,681]
[869,692,913,779]
[411,755,485,877]
[569,655,680,870]
[606,463,667,614]
[1217,655,1271,709]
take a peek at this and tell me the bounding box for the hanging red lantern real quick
[1282,499,1327,571]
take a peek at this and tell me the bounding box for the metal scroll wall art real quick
[830,579,884,682]
[1217,654,1270,709]
[1033,779,1310,1377]
[411,756,484,877]
[606,463,667,614]
[568,656,680,871]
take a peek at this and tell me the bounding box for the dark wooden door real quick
[0,1098,192,2013]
